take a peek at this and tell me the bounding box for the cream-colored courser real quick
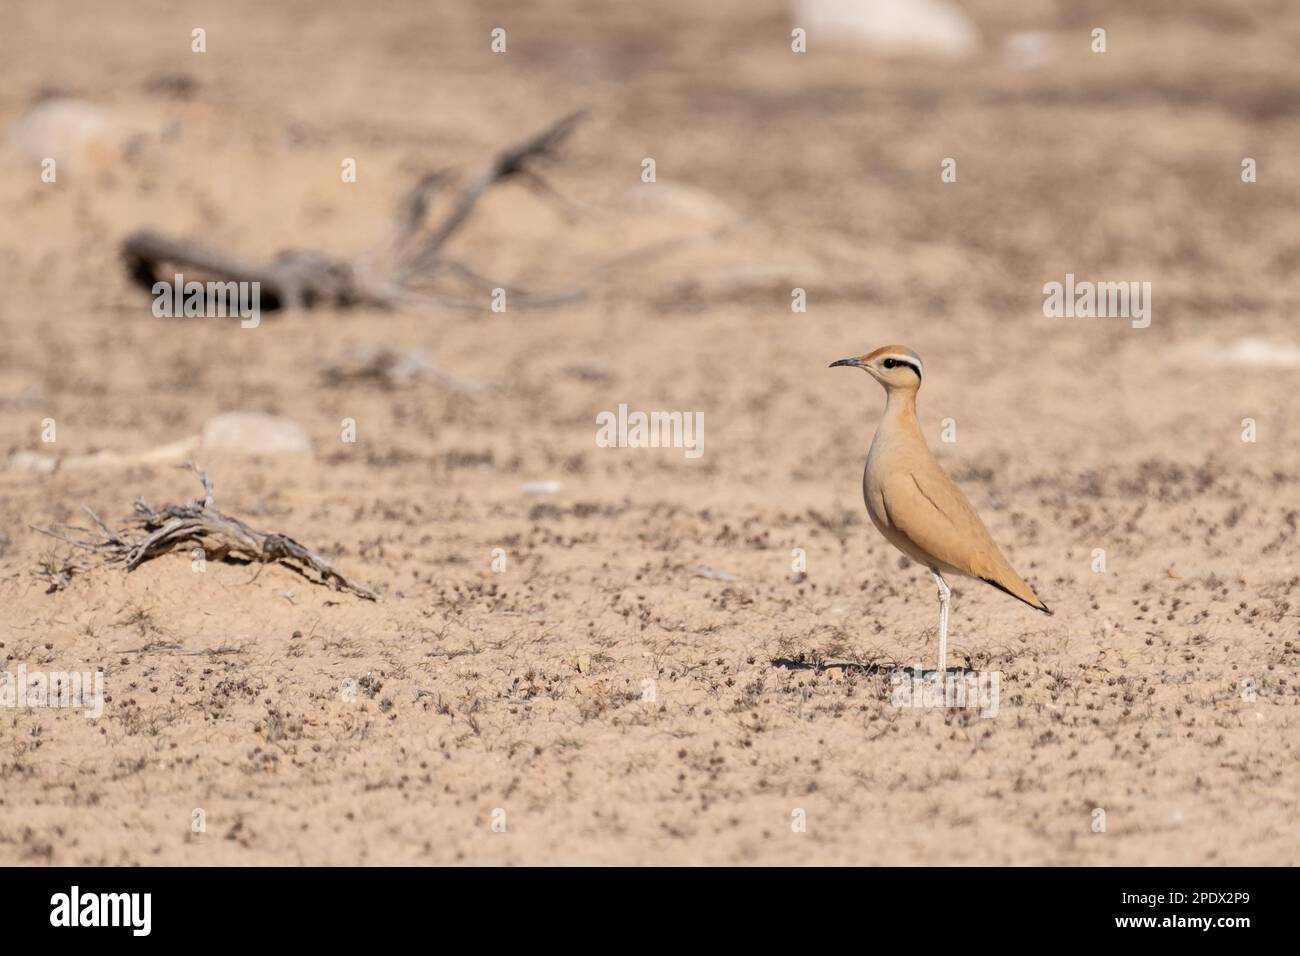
[831,345,1050,673]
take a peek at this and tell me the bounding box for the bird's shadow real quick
[770,657,979,678]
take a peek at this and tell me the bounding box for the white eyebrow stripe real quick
[880,354,922,376]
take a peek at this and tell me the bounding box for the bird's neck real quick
[869,389,923,459]
[880,388,921,434]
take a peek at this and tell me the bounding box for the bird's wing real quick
[881,465,1049,612]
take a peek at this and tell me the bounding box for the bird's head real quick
[829,345,923,392]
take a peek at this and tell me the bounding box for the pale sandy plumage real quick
[831,345,1049,672]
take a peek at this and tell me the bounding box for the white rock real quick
[625,182,738,225]
[1002,31,1054,69]
[796,0,980,58]
[688,564,739,582]
[520,480,563,494]
[1221,336,1300,369]
[2,98,133,168]
[201,412,311,456]
[7,450,57,472]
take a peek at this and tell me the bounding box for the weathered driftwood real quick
[122,111,587,313]
[33,464,378,600]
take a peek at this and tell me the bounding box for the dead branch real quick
[392,109,585,280]
[122,111,587,314]
[319,345,484,394]
[33,552,87,593]
[33,463,378,600]
[123,232,385,311]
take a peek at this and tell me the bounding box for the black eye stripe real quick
[881,358,921,378]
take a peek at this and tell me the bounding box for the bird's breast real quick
[862,439,891,532]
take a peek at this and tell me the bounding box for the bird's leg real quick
[931,570,951,676]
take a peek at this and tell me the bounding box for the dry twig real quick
[32,463,378,600]
[319,345,484,394]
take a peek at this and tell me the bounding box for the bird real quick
[830,345,1050,674]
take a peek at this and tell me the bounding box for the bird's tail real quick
[980,574,1052,615]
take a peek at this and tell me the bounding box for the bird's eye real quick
[883,359,897,369]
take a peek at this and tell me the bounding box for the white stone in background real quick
[688,564,740,582]
[1002,31,1054,69]
[795,0,981,58]
[201,412,312,456]
[1172,336,1300,370]
[625,182,739,225]
[2,98,133,168]
[7,450,57,472]
[1221,337,1300,368]
[519,480,563,494]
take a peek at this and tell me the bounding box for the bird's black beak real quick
[829,357,863,369]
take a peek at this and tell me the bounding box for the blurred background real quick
[3,1,1299,465]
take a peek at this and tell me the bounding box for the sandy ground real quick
[1,0,1298,865]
